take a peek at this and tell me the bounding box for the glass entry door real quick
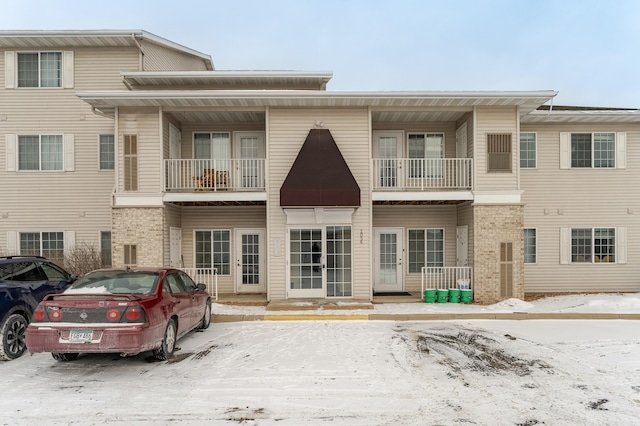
[373,228,404,293]
[288,226,353,298]
[235,229,266,293]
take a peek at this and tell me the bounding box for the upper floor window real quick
[17,52,62,88]
[18,135,63,170]
[99,135,115,170]
[407,133,444,178]
[571,133,615,168]
[194,132,231,160]
[487,133,512,172]
[124,135,138,191]
[520,133,536,168]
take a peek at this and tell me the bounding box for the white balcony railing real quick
[180,267,218,301]
[165,159,265,192]
[421,266,473,300]
[372,158,473,191]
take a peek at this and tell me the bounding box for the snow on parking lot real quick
[1,294,640,425]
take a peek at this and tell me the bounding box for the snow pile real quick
[481,298,535,312]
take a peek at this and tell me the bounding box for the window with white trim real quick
[571,228,615,263]
[195,230,230,274]
[17,52,62,88]
[571,133,615,168]
[520,133,536,168]
[19,231,64,262]
[524,228,536,263]
[99,134,115,170]
[407,133,444,178]
[18,135,63,170]
[408,229,444,272]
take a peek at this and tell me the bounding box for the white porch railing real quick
[164,159,266,192]
[372,158,473,190]
[180,267,218,301]
[421,266,473,300]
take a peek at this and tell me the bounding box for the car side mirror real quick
[69,274,78,282]
[196,283,207,291]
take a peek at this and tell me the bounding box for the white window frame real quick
[561,227,623,264]
[16,51,63,88]
[99,134,115,170]
[560,132,626,170]
[407,228,445,273]
[519,132,537,169]
[524,228,537,264]
[17,134,64,171]
[406,132,445,178]
[18,231,65,261]
[194,229,231,275]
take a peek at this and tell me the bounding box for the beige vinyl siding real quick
[457,113,474,158]
[74,47,139,89]
[180,206,267,293]
[268,108,371,300]
[474,107,518,190]
[140,40,209,71]
[521,123,640,292]
[117,109,161,193]
[373,205,458,293]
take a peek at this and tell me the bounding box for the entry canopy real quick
[280,129,361,208]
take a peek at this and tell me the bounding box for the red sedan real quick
[26,267,211,361]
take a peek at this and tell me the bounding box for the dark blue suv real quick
[0,256,76,360]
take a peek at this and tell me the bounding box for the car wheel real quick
[51,352,79,362]
[198,300,211,330]
[0,313,28,361]
[153,318,177,360]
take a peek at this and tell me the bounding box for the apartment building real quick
[1,30,638,304]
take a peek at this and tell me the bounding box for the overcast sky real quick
[2,0,639,108]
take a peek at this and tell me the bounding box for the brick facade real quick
[472,204,524,304]
[111,207,164,267]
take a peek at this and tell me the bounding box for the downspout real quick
[131,33,144,71]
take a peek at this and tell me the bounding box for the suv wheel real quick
[0,313,29,361]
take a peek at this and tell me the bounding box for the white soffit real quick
[522,110,640,124]
[78,90,557,115]
[121,71,333,88]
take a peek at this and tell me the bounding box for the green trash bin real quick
[436,289,449,303]
[460,289,473,304]
[424,288,437,303]
[448,288,461,303]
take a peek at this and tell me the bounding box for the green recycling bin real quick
[448,288,461,303]
[424,289,437,303]
[436,289,449,303]
[460,289,473,304]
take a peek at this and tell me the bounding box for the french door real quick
[373,131,403,188]
[235,229,266,293]
[288,226,352,298]
[373,228,404,292]
[234,132,265,190]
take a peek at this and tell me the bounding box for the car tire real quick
[51,352,79,362]
[198,300,211,330]
[0,313,28,361]
[153,318,177,361]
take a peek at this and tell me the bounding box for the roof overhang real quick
[78,89,557,119]
[121,71,333,90]
[522,109,640,124]
[0,30,213,70]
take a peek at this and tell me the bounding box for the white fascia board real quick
[472,190,524,204]
[163,192,267,203]
[113,193,164,207]
[372,191,474,202]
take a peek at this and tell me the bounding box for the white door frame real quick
[233,131,265,190]
[373,227,404,292]
[287,227,325,298]
[169,227,182,268]
[373,131,404,189]
[235,228,266,293]
[456,225,469,267]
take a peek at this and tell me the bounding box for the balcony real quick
[164,159,266,192]
[372,158,473,191]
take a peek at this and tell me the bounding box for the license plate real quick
[69,329,93,343]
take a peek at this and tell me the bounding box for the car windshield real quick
[66,271,159,295]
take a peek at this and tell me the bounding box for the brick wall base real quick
[112,207,164,267]
[472,204,524,304]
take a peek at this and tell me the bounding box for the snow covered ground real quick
[1,293,639,425]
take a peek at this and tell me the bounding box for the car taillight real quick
[33,307,46,322]
[49,308,62,322]
[106,309,121,322]
[124,306,143,322]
